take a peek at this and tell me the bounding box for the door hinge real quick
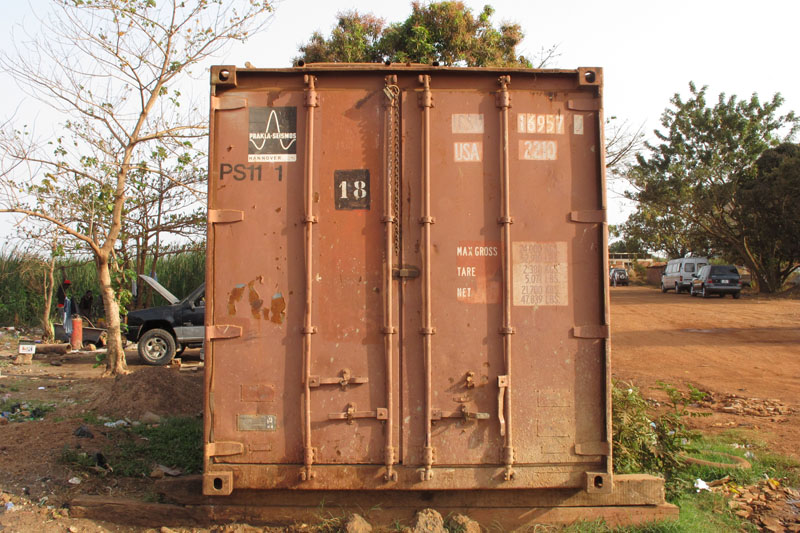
[206,441,244,458]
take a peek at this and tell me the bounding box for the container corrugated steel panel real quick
[204,64,611,495]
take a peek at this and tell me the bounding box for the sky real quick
[1,0,799,240]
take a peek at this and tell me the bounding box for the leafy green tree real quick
[0,0,273,375]
[298,11,386,64]
[624,83,798,292]
[618,208,715,259]
[608,225,648,256]
[296,2,547,68]
[733,143,800,290]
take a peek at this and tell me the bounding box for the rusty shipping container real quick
[204,64,612,496]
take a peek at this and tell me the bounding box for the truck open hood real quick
[138,274,179,305]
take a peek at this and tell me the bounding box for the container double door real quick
[208,70,608,487]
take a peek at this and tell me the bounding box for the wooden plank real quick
[69,496,208,527]
[157,474,666,508]
[34,343,71,354]
[70,495,678,529]
[205,504,680,529]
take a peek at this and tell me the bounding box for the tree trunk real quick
[41,253,56,342]
[97,253,129,376]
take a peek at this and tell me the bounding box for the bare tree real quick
[605,116,645,178]
[123,148,206,309]
[0,0,274,375]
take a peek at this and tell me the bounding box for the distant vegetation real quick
[0,248,205,329]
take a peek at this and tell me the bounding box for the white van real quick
[661,257,708,294]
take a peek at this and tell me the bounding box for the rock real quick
[149,468,165,479]
[412,509,445,533]
[344,513,373,533]
[761,516,783,529]
[735,510,750,518]
[140,411,162,425]
[67,477,82,485]
[12,353,33,365]
[73,425,94,438]
[68,526,79,533]
[450,514,481,533]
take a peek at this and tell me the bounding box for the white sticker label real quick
[513,242,568,306]
[18,344,35,354]
[574,115,584,135]
[454,142,482,162]
[519,140,557,161]
[452,114,484,134]
[517,113,564,134]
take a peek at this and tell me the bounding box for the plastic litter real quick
[695,479,711,492]
[68,477,82,485]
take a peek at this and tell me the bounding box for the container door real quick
[400,80,506,469]
[207,74,396,470]
[398,73,608,475]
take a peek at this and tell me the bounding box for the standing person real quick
[79,289,94,320]
[56,279,71,309]
[57,279,74,334]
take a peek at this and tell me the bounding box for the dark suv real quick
[609,268,629,286]
[126,275,205,365]
[690,265,741,299]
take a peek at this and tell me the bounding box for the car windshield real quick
[710,265,738,276]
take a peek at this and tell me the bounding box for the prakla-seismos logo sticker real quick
[248,107,297,162]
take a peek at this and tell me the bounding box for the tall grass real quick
[144,250,205,305]
[0,246,46,327]
[0,247,205,328]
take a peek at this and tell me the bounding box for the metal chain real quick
[386,84,401,258]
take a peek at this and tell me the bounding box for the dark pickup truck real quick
[126,275,204,365]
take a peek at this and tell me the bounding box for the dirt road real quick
[611,285,800,458]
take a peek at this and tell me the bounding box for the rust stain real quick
[270,292,286,324]
[228,284,245,315]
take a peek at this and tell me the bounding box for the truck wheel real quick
[661,283,667,293]
[137,328,176,366]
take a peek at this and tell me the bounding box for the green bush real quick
[612,381,707,495]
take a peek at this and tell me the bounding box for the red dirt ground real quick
[0,284,797,530]
[610,285,800,460]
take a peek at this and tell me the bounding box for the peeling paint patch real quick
[228,284,246,315]
[248,279,264,319]
[270,292,286,324]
